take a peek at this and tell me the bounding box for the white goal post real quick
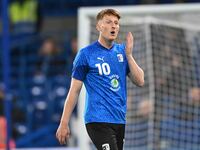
[77,3,200,150]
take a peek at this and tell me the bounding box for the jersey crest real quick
[117,54,123,62]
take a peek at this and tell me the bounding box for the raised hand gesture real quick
[125,32,134,56]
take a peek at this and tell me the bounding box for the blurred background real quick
[0,0,200,150]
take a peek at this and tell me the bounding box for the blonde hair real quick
[96,9,121,22]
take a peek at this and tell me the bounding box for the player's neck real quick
[98,37,114,49]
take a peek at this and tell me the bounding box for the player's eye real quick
[114,21,119,25]
[106,20,111,24]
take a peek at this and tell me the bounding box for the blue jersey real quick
[72,41,130,124]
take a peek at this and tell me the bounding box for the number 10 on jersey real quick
[95,63,111,75]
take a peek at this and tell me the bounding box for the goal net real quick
[78,4,200,150]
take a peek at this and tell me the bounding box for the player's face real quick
[97,14,120,42]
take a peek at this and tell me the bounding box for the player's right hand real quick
[56,123,70,145]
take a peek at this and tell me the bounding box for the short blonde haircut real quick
[96,9,121,22]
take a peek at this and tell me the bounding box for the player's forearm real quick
[60,90,79,126]
[60,79,83,126]
[126,55,144,87]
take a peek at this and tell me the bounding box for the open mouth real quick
[110,31,115,35]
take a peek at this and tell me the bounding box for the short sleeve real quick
[72,49,88,81]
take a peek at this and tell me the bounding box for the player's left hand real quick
[125,32,134,56]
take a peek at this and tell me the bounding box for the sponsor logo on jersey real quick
[97,56,104,62]
[102,143,110,150]
[111,78,119,88]
[109,74,120,91]
[117,54,123,62]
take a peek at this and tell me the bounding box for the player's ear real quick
[96,21,101,32]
